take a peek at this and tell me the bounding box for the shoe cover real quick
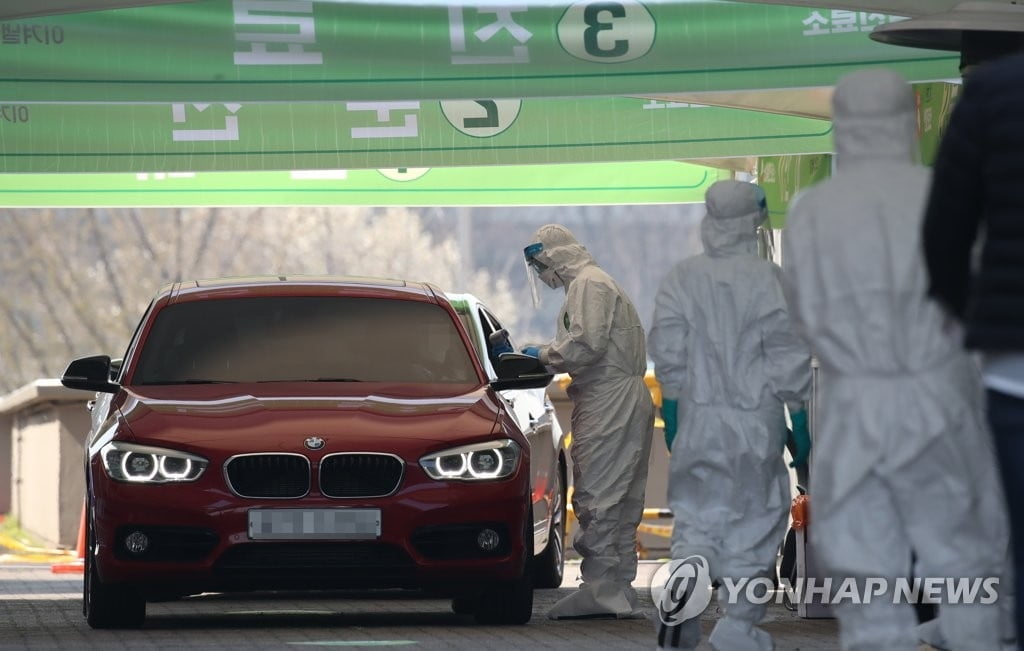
[547,580,635,620]
[619,583,649,619]
[708,616,774,651]
[917,618,947,649]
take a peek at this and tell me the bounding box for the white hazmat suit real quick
[782,68,1012,651]
[649,180,812,650]
[524,224,655,620]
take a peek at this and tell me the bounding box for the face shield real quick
[524,242,562,308]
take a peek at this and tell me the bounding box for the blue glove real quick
[788,409,811,468]
[520,346,541,358]
[491,340,514,356]
[662,398,679,451]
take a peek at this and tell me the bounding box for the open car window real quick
[482,309,516,352]
[478,308,517,373]
[131,296,480,385]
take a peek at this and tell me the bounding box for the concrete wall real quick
[1,381,91,548]
[0,412,10,515]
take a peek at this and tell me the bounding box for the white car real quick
[446,293,568,589]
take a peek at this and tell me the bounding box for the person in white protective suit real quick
[781,68,1014,651]
[520,224,654,620]
[648,179,813,651]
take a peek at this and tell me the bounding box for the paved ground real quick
[0,561,852,650]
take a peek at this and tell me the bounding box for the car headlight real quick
[420,439,521,481]
[100,442,208,483]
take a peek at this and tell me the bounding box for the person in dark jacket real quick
[923,50,1024,644]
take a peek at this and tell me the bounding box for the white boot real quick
[548,580,635,620]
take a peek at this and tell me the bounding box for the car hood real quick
[112,382,504,456]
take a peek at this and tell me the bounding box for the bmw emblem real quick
[304,436,326,451]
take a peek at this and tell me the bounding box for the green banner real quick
[0,160,730,207]
[0,1,959,103]
[0,98,832,172]
[914,81,960,166]
[759,153,831,228]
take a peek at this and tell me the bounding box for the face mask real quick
[538,267,563,289]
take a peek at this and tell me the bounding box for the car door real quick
[476,308,561,548]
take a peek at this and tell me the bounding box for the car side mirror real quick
[488,328,510,347]
[109,357,123,382]
[61,355,119,394]
[491,352,553,391]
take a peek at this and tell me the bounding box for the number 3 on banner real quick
[558,0,656,63]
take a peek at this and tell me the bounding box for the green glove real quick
[788,409,811,468]
[662,398,679,451]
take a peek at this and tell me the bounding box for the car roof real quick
[157,275,443,304]
[443,292,481,315]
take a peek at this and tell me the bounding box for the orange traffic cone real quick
[51,502,85,574]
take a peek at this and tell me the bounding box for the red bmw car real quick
[61,276,558,628]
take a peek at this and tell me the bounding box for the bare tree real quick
[0,206,516,393]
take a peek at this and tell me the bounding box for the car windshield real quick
[131,296,479,385]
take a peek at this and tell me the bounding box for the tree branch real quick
[91,208,132,329]
[0,292,50,379]
[5,214,91,354]
[189,207,218,275]
[128,208,172,281]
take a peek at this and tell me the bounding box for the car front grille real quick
[225,454,310,498]
[319,453,404,498]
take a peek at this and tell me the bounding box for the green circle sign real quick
[440,99,522,138]
[558,0,656,64]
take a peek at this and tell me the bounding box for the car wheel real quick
[474,574,534,625]
[84,502,146,629]
[474,501,534,625]
[450,595,478,615]
[532,466,566,589]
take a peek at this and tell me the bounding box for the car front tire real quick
[473,499,534,625]
[84,501,146,629]
[474,574,534,625]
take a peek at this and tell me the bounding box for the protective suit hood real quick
[833,68,920,169]
[529,224,596,288]
[700,180,766,258]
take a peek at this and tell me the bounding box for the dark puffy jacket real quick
[923,52,1024,351]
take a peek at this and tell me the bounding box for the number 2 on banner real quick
[440,99,522,138]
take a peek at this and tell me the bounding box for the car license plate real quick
[247,508,381,540]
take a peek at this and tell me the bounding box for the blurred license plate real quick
[248,508,381,540]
